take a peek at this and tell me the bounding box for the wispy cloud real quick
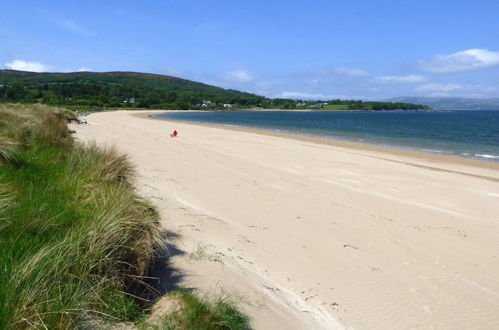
[415,83,463,93]
[310,67,369,78]
[162,66,182,76]
[5,59,51,72]
[276,91,350,100]
[376,74,427,84]
[421,49,499,73]
[413,83,498,98]
[334,67,370,77]
[278,91,325,99]
[57,20,92,36]
[222,69,253,83]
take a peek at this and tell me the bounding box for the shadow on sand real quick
[130,230,191,302]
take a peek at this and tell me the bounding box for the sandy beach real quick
[73,110,499,329]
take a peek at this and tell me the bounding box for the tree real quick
[166,92,177,103]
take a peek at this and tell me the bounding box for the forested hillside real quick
[0,70,430,110]
[0,70,266,109]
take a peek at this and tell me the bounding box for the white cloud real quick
[58,20,91,36]
[162,66,182,76]
[415,83,497,97]
[306,79,321,88]
[77,67,91,72]
[376,74,427,84]
[415,83,463,93]
[5,60,50,72]
[276,91,350,100]
[334,67,369,77]
[278,91,326,99]
[223,69,253,83]
[421,49,499,73]
[311,67,369,78]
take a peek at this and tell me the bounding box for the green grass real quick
[0,103,163,329]
[320,104,350,110]
[144,290,250,330]
[0,103,250,329]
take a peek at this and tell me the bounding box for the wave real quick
[475,154,499,159]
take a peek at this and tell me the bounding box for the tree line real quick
[0,70,430,111]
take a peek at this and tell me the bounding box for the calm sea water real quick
[154,110,499,162]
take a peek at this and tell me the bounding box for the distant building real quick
[123,97,136,104]
[223,103,233,108]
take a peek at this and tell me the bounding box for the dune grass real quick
[0,103,164,328]
[0,103,249,329]
[144,290,250,330]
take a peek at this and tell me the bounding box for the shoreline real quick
[74,110,499,329]
[135,110,499,175]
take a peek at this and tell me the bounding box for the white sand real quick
[73,110,499,329]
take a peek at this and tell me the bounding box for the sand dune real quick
[73,110,499,329]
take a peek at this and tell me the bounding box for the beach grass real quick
[143,290,250,330]
[0,103,249,329]
[0,103,164,328]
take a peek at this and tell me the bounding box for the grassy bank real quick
[0,103,164,328]
[0,104,249,329]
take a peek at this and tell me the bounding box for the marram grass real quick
[141,290,250,330]
[0,103,249,329]
[0,103,164,328]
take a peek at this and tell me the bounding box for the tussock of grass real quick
[69,143,136,185]
[145,290,250,330]
[189,243,223,263]
[0,103,164,328]
[0,183,13,231]
[0,136,19,162]
[0,103,75,149]
[37,109,73,147]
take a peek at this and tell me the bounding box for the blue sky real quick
[1,0,499,100]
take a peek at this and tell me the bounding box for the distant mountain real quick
[386,97,499,110]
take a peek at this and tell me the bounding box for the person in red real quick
[171,130,178,137]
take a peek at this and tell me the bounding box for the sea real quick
[154,110,499,162]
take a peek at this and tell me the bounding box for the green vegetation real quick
[305,99,430,111]
[0,103,249,329]
[0,70,266,110]
[0,70,430,111]
[144,290,250,330]
[0,103,163,328]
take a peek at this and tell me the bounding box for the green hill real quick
[0,70,265,109]
[0,70,429,110]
